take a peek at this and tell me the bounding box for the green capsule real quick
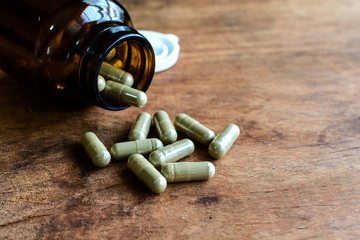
[128,112,152,141]
[103,81,147,108]
[149,139,195,168]
[109,58,124,69]
[104,48,116,61]
[97,75,106,92]
[128,154,167,193]
[174,113,215,145]
[99,61,133,86]
[110,138,163,161]
[161,162,215,183]
[80,132,111,167]
[153,110,177,144]
[208,124,240,159]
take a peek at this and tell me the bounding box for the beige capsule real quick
[208,123,240,159]
[128,112,152,141]
[110,138,163,161]
[99,61,133,86]
[97,75,106,92]
[174,113,215,145]
[153,110,177,144]
[128,154,167,193]
[109,58,124,69]
[161,162,215,182]
[104,48,116,61]
[103,81,147,108]
[80,132,111,167]
[149,139,195,168]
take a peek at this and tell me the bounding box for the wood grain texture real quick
[1,0,360,239]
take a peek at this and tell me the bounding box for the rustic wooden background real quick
[1,0,360,239]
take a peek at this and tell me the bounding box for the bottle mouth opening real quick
[81,25,155,110]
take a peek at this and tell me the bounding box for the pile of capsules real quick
[97,47,147,108]
[80,111,240,193]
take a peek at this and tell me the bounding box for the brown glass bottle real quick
[0,0,155,110]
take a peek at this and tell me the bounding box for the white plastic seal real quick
[139,30,180,73]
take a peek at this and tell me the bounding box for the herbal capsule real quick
[161,162,215,182]
[174,113,215,145]
[110,138,163,161]
[104,48,116,61]
[97,75,106,92]
[103,81,147,108]
[99,61,134,86]
[149,139,194,168]
[127,154,167,193]
[153,110,177,144]
[208,123,240,159]
[128,112,152,141]
[109,58,124,69]
[80,132,111,167]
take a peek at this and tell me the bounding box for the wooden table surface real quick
[1,0,360,239]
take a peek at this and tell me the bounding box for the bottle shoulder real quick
[35,0,132,61]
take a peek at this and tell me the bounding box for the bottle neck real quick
[79,24,155,110]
